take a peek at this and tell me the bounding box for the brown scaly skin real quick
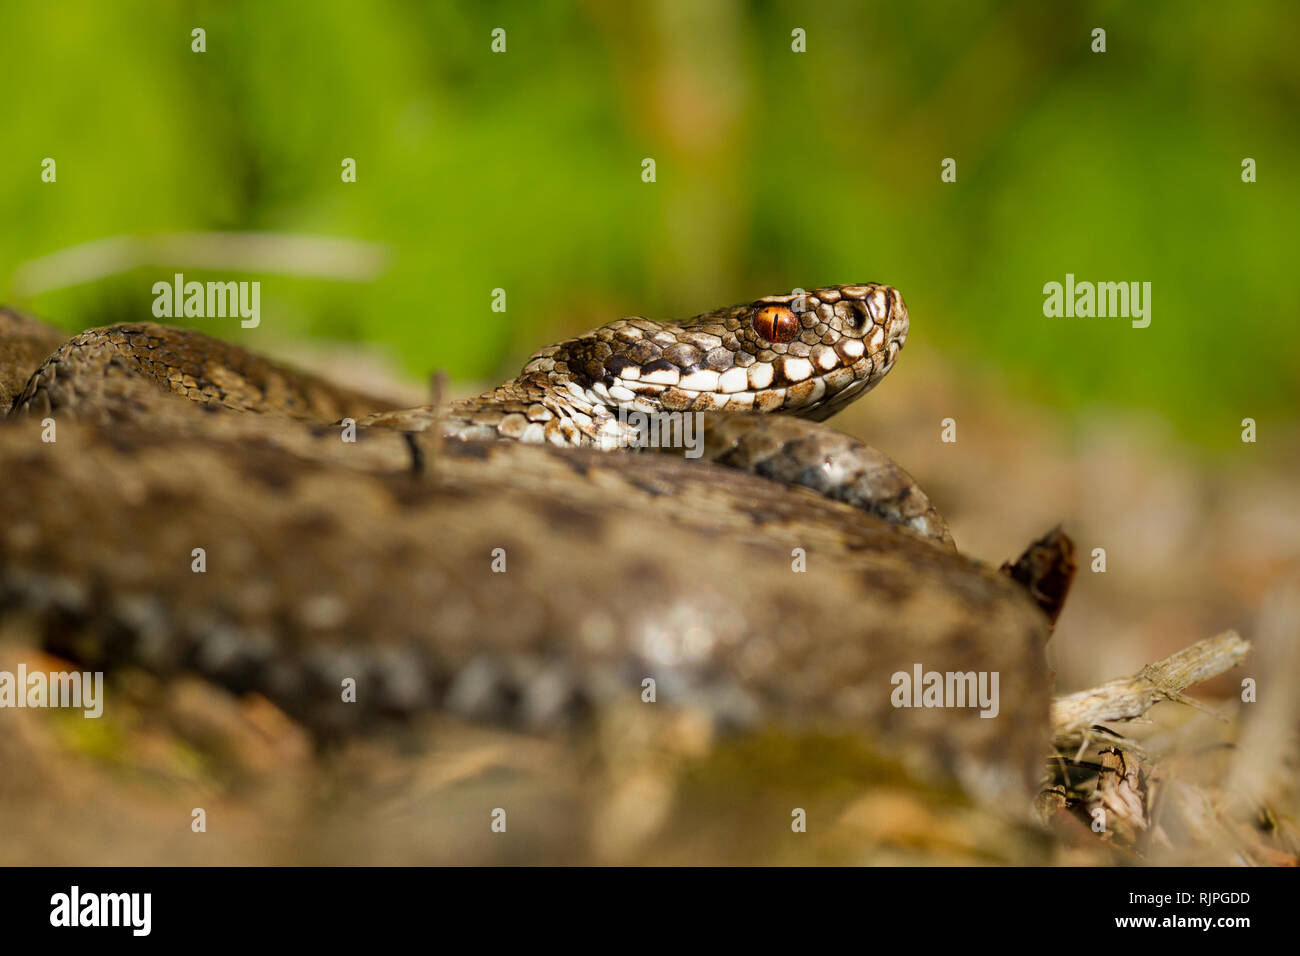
[0,308,68,414]
[362,283,910,441]
[0,290,1073,809]
[11,321,400,425]
[0,420,1054,807]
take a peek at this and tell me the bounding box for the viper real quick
[0,285,1073,805]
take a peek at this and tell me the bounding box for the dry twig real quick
[1051,630,1250,736]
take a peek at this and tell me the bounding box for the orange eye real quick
[752,306,798,344]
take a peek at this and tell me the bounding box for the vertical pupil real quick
[754,307,796,343]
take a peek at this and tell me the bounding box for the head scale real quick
[528,283,909,421]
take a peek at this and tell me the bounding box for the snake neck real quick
[439,373,619,446]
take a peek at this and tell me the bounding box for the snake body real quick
[0,285,1068,805]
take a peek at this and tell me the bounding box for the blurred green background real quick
[2,0,1296,451]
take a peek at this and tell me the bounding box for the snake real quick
[0,285,1073,805]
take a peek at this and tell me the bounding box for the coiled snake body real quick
[0,285,1071,805]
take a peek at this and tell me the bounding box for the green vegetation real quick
[2,0,1295,449]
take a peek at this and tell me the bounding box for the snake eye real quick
[752,306,798,344]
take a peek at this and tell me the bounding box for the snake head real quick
[736,283,909,421]
[525,282,909,422]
